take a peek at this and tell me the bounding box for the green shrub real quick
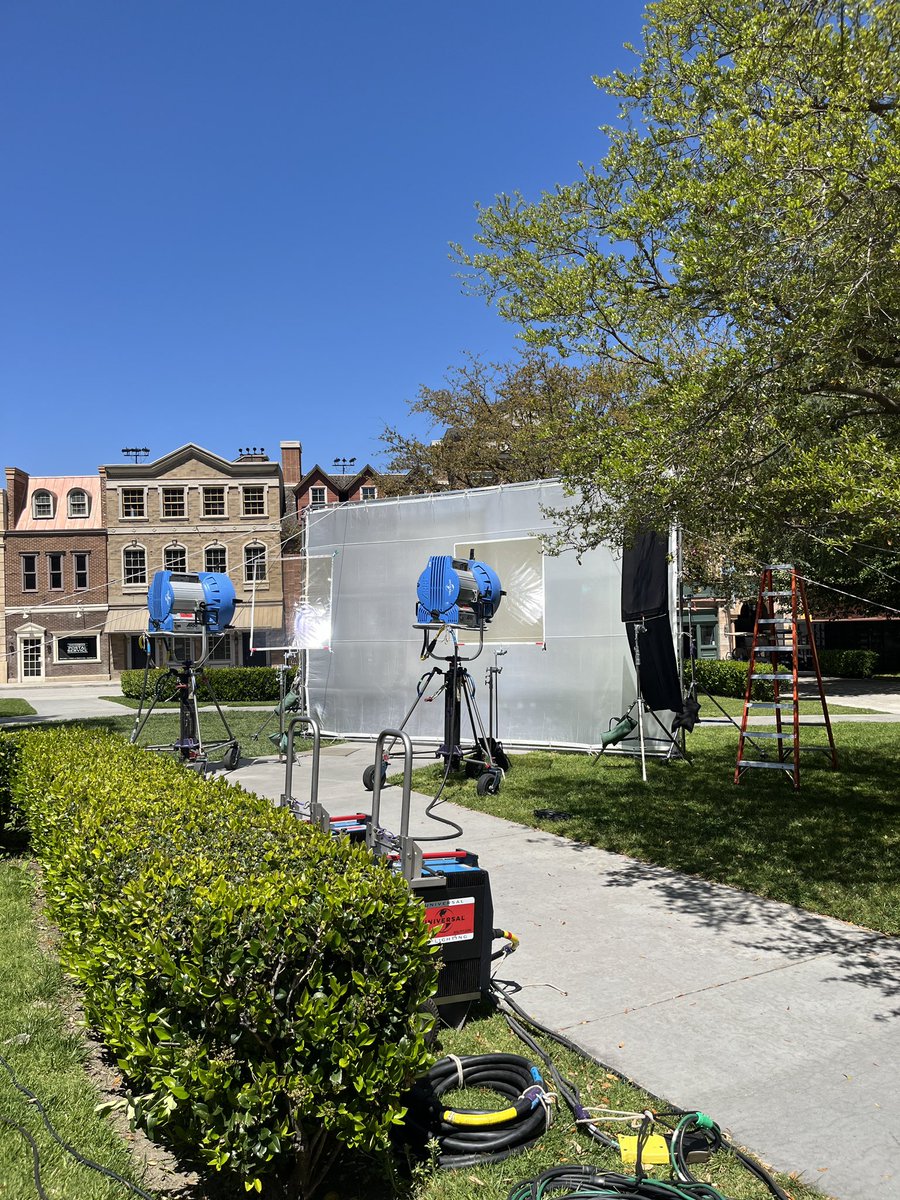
[817,648,879,678]
[684,658,779,700]
[121,665,281,702]
[0,736,19,832]
[8,728,437,1192]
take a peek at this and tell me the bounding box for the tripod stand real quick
[130,632,240,771]
[362,624,506,797]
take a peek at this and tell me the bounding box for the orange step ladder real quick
[735,565,837,790]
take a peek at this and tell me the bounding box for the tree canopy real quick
[378,352,629,493]
[456,0,900,587]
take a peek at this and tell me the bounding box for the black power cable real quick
[490,986,790,1200]
[0,1112,51,1200]
[401,1052,553,1168]
[0,1050,158,1200]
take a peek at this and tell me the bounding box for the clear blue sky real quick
[2,0,647,476]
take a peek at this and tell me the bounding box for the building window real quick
[67,489,89,518]
[74,552,89,590]
[205,545,227,574]
[164,544,187,573]
[123,545,147,585]
[121,488,146,518]
[172,634,231,665]
[48,553,64,590]
[202,486,226,517]
[161,487,186,518]
[310,485,327,508]
[32,490,54,519]
[242,486,266,516]
[361,485,377,501]
[22,554,38,591]
[244,543,267,583]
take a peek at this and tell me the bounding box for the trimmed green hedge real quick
[4,728,436,1192]
[817,648,879,678]
[121,665,281,702]
[684,658,791,700]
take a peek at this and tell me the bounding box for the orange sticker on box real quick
[424,897,476,944]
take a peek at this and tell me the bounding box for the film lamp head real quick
[416,554,503,629]
[146,570,237,635]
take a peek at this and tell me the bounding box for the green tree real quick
[459,0,900,579]
[378,351,628,493]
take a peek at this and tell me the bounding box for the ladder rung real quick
[738,760,795,770]
[757,619,794,626]
[749,702,789,709]
[761,590,793,597]
[753,646,794,653]
[763,564,794,571]
[750,673,793,680]
[748,731,792,740]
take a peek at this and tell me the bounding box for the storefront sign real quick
[56,635,100,662]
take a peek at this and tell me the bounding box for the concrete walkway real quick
[226,745,897,1200]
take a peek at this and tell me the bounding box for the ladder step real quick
[763,564,794,571]
[753,646,794,653]
[749,731,792,740]
[738,760,796,770]
[749,673,793,680]
[761,590,793,597]
[757,619,794,626]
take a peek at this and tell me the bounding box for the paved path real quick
[227,745,898,1200]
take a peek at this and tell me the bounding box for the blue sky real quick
[2,1,647,477]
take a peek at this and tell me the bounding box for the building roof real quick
[12,476,104,532]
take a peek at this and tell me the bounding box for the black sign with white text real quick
[56,635,99,662]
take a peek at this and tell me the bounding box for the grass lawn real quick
[0,699,37,717]
[697,695,878,717]
[411,722,900,935]
[0,855,153,1199]
[101,695,277,709]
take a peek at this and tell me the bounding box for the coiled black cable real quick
[506,1163,728,1200]
[402,1052,553,1168]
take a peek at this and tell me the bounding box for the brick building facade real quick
[2,471,110,682]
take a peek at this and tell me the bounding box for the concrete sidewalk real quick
[227,745,897,1200]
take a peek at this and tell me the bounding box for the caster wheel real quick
[223,742,241,770]
[476,771,501,797]
[363,763,388,791]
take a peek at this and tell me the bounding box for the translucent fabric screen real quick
[301,481,674,750]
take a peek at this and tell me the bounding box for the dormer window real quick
[67,489,89,518]
[32,490,54,519]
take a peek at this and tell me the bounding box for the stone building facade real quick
[101,444,289,673]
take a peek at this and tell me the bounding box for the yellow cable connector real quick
[617,1133,670,1165]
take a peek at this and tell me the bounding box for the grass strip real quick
[0,855,151,1200]
[0,700,37,718]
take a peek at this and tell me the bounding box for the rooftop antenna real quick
[121,447,150,463]
[332,456,357,473]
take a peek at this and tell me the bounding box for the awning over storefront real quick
[103,608,148,634]
[230,603,283,631]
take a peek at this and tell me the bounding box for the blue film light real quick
[416,556,502,628]
[147,571,236,634]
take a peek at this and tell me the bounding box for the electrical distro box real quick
[410,851,493,1007]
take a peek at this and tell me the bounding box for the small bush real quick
[8,728,437,1192]
[121,665,281,702]
[684,658,785,700]
[817,648,879,677]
